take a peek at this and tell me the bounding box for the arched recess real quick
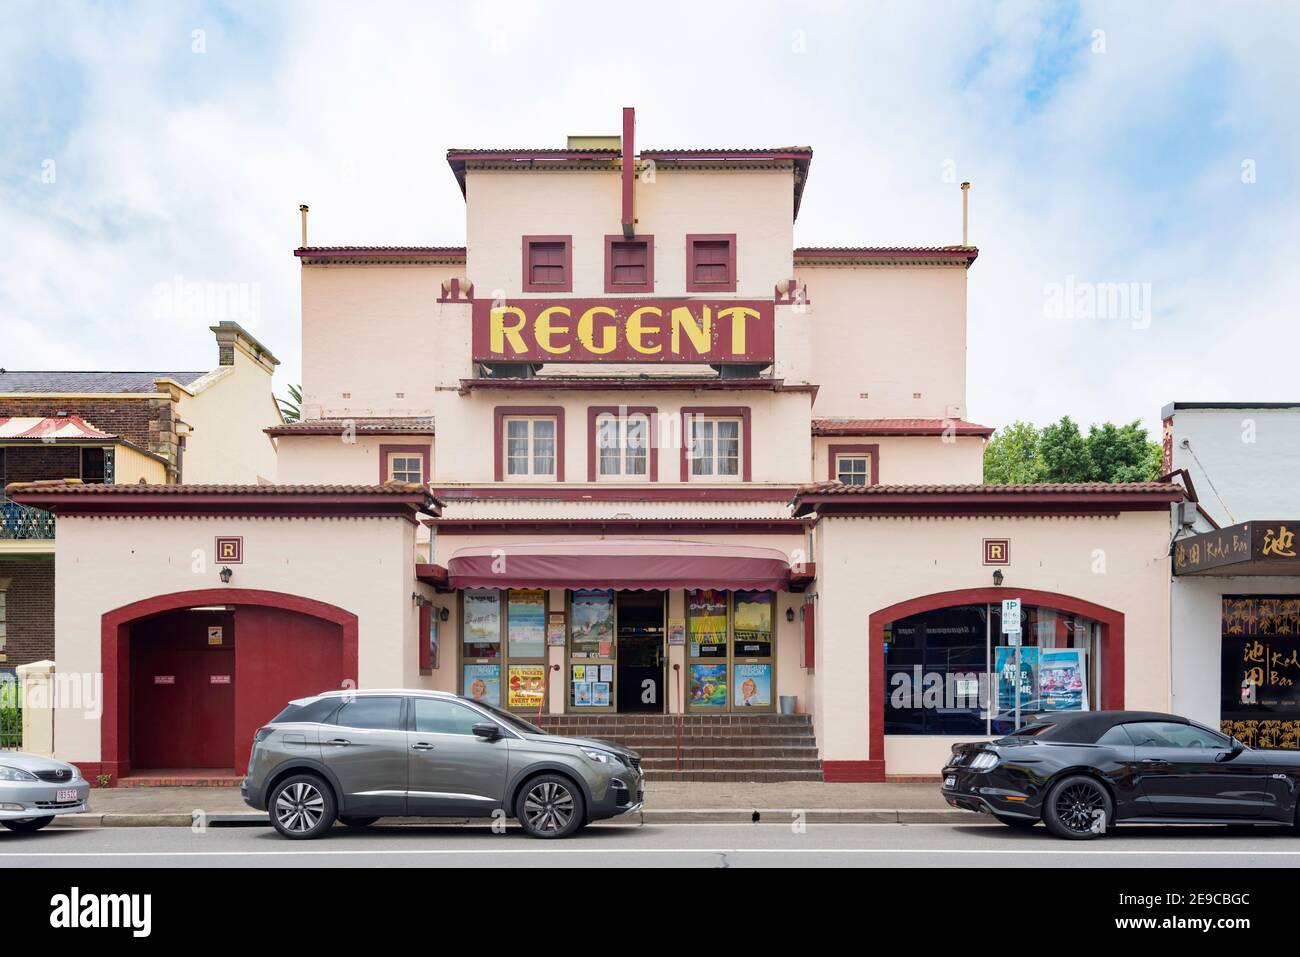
[857,587,1124,781]
[100,588,359,782]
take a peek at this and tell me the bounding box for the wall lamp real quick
[219,566,233,584]
[439,607,451,622]
[785,607,796,623]
[992,569,1004,586]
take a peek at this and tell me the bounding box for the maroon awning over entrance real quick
[445,539,794,591]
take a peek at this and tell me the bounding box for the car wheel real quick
[994,814,1038,829]
[338,816,379,828]
[269,774,336,840]
[1043,775,1112,840]
[1,816,55,833]
[516,774,585,839]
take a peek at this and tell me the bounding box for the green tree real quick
[1038,416,1092,482]
[983,417,1162,484]
[1084,420,1162,482]
[277,383,302,423]
[982,421,1043,483]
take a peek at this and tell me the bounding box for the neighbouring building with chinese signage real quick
[8,110,1182,786]
[1166,401,1300,750]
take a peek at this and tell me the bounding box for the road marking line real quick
[5,847,1300,858]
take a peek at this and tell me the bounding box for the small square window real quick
[388,454,424,484]
[80,447,106,484]
[604,235,654,293]
[686,234,737,292]
[522,236,572,292]
[836,456,870,486]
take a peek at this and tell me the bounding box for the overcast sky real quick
[3,0,1297,434]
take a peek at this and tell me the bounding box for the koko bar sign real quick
[471,298,776,363]
[1174,520,1300,575]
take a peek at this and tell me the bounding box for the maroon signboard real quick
[471,298,775,363]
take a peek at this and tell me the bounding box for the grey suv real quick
[242,689,643,839]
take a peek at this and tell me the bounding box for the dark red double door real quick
[130,611,236,770]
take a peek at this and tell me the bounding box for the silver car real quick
[0,753,91,833]
[242,689,644,839]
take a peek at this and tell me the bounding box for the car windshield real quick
[475,701,545,736]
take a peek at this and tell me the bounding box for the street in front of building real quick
[7,823,1300,869]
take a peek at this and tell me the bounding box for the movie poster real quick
[462,589,501,655]
[733,663,772,708]
[732,591,773,656]
[690,663,728,708]
[994,646,1040,714]
[463,664,501,707]
[507,589,546,658]
[689,589,728,657]
[1039,649,1088,711]
[570,589,615,657]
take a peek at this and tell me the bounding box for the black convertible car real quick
[941,710,1300,839]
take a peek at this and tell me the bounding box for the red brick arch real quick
[829,587,1125,782]
[98,588,358,783]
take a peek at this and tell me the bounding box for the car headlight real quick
[580,747,617,765]
[0,765,38,782]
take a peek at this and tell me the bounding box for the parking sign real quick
[1001,598,1022,634]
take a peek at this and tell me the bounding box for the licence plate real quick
[943,775,956,789]
[56,788,78,802]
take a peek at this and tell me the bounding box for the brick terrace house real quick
[0,321,282,671]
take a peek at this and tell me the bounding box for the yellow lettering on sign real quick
[490,306,528,354]
[717,306,759,355]
[626,306,664,355]
[577,306,618,354]
[534,306,572,355]
[670,305,712,355]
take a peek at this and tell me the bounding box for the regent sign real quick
[471,298,775,363]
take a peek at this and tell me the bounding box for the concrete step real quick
[630,745,820,760]
[583,735,818,749]
[642,769,825,782]
[641,756,823,771]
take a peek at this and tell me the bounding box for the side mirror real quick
[472,723,501,740]
[1217,738,1245,762]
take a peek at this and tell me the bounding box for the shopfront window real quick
[1221,596,1300,749]
[685,588,776,713]
[568,589,615,710]
[462,589,502,708]
[884,602,1100,736]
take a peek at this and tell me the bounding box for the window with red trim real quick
[613,241,645,281]
[686,234,736,292]
[522,236,572,292]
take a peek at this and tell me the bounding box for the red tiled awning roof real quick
[812,418,995,437]
[446,539,795,591]
[266,417,435,437]
[794,246,979,268]
[4,481,443,519]
[0,415,117,441]
[790,482,1184,517]
[294,247,466,265]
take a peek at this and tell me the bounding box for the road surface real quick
[4,822,1300,867]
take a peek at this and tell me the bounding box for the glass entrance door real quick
[616,591,665,713]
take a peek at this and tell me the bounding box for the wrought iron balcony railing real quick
[0,497,56,540]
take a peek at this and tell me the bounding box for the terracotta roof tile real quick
[3,481,430,496]
[794,482,1181,496]
[266,417,434,437]
[812,418,994,437]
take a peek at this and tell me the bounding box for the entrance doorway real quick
[616,591,664,713]
[130,608,236,770]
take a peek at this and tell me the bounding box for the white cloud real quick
[0,0,1296,436]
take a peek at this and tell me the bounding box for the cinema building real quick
[9,110,1181,784]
